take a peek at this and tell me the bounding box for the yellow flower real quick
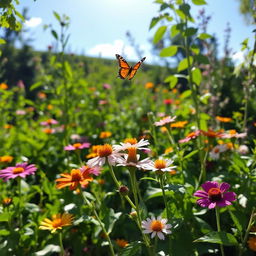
[3,124,13,129]
[100,131,112,139]
[0,83,8,90]
[39,213,74,233]
[171,121,188,128]
[47,104,53,110]
[116,238,129,248]
[216,116,232,123]
[2,198,12,206]
[0,155,13,163]
[145,82,154,89]
[164,147,174,154]
[248,236,256,252]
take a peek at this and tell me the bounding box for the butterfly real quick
[115,54,146,80]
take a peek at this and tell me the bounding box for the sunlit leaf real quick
[197,33,212,40]
[153,25,167,44]
[164,75,178,89]
[178,57,193,72]
[192,67,202,85]
[192,0,207,5]
[159,46,178,57]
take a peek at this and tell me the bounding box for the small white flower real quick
[142,216,171,240]
[143,158,176,172]
[209,144,228,160]
[113,138,150,152]
[154,116,177,127]
[238,145,249,155]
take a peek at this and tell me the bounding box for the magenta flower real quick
[194,181,236,209]
[80,166,101,176]
[0,163,37,181]
[64,142,91,151]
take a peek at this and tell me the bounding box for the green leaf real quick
[197,33,212,40]
[192,0,207,5]
[170,24,181,37]
[184,27,198,37]
[194,231,238,246]
[153,25,167,44]
[30,81,42,91]
[0,229,10,236]
[53,11,61,22]
[194,54,209,64]
[191,67,202,86]
[64,61,72,79]
[178,57,193,72]
[51,29,58,40]
[0,212,9,222]
[0,38,6,44]
[119,241,142,256]
[191,45,200,54]
[228,210,243,233]
[164,75,178,89]
[184,149,199,159]
[140,177,158,182]
[180,89,192,99]
[160,46,178,57]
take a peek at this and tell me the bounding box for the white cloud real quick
[232,51,245,64]
[25,17,42,28]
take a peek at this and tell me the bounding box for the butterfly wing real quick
[115,54,130,79]
[128,57,146,80]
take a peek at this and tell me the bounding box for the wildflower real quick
[4,124,13,129]
[144,158,176,174]
[216,116,232,123]
[16,110,26,115]
[103,83,111,89]
[238,145,249,155]
[56,168,93,190]
[86,145,101,159]
[171,121,188,128]
[47,104,53,110]
[209,144,228,160]
[0,155,13,163]
[64,142,90,151]
[37,92,47,99]
[163,99,173,105]
[116,147,151,169]
[39,213,74,233]
[113,138,150,152]
[17,80,25,89]
[179,130,201,143]
[154,116,176,126]
[80,165,101,176]
[194,181,236,209]
[116,238,129,248]
[119,185,129,196]
[164,147,174,155]
[145,82,154,89]
[40,119,58,126]
[99,100,108,105]
[220,130,247,139]
[142,216,171,240]
[87,144,122,167]
[0,83,8,90]
[99,131,112,138]
[0,163,37,181]
[2,198,12,206]
[160,127,168,133]
[43,128,55,134]
[201,129,222,138]
[248,237,256,251]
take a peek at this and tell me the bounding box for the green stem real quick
[17,177,22,227]
[59,232,65,256]
[239,207,255,256]
[215,208,225,256]
[81,191,115,256]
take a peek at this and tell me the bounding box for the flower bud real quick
[119,185,129,196]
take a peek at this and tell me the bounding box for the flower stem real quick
[81,191,115,256]
[17,177,22,227]
[59,232,65,256]
[215,207,225,256]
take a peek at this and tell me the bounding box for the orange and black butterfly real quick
[115,54,146,80]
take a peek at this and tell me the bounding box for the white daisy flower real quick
[209,144,228,160]
[113,138,150,152]
[142,216,171,240]
[154,116,176,126]
[87,144,123,167]
[143,158,176,173]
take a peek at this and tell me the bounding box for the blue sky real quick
[17,0,254,64]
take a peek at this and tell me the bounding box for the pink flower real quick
[154,116,177,126]
[0,163,37,181]
[40,119,58,126]
[81,166,101,176]
[179,130,201,143]
[194,181,236,209]
[64,143,91,151]
[16,110,26,115]
[103,83,111,89]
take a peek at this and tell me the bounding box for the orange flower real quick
[43,128,55,134]
[47,104,53,110]
[247,236,256,252]
[164,147,174,154]
[86,145,101,159]
[3,124,13,129]
[39,213,74,233]
[100,131,112,139]
[37,92,47,99]
[171,121,188,128]
[116,238,129,248]
[160,127,168,133]
[216,116,232,123]
[172,88,178,94]
[145,82,154,89]
[0,155,13,163]
[201,129,222,138]
[0,83,8,90]
[2,198,12,206]
[56,169,93,190]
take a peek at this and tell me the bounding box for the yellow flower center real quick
[150,220,164,232]
[97,144,113,157]
[124,138,137,144]
[52,218,62,228]
[12,167,25,174]
[70,169,82,181]
[127,147,138,163]
[73,143,82,149]
[154,159,167,169]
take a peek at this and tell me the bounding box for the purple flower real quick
[64,142,91,151]
[194,181,236,209]
[0,163,37,181]
[40,119,58,126]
